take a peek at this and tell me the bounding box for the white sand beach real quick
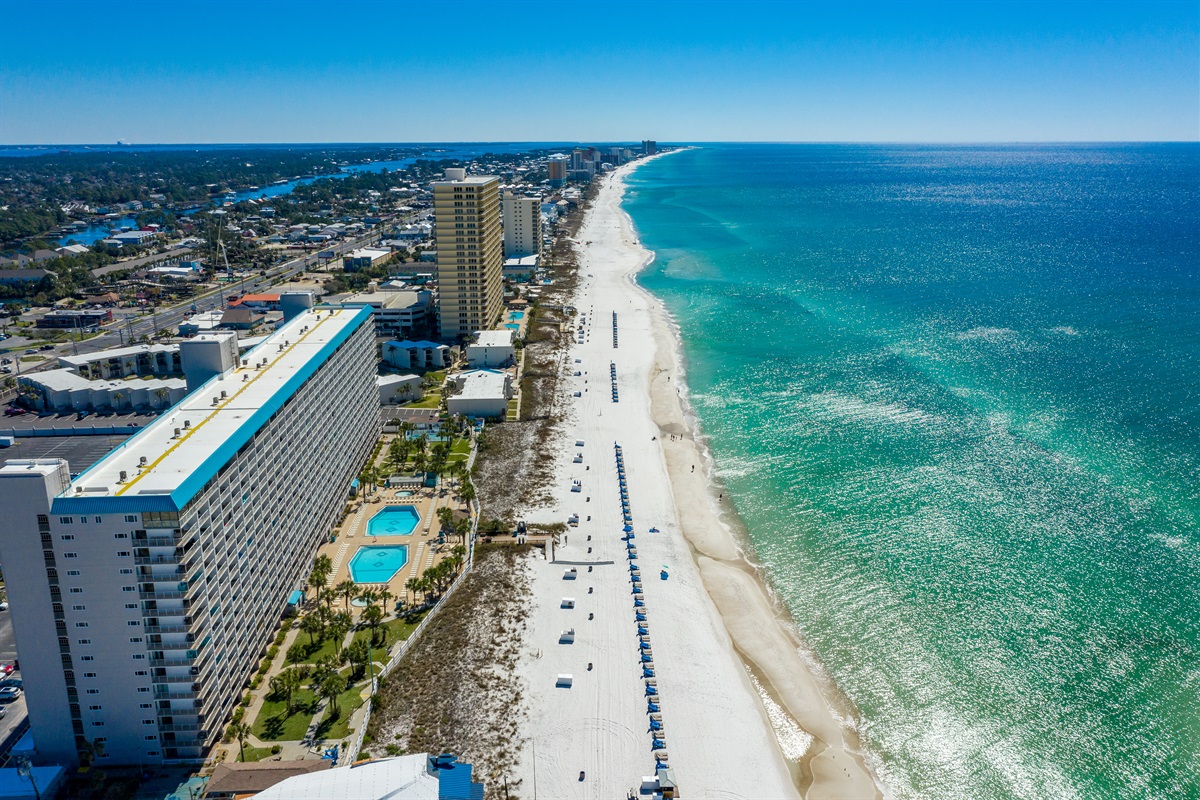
[514,154,882,799]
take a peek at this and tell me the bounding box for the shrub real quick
[271,744,282,755]
[249,676,261,690]
[240,692,251,707]
[267,645,279,659]
[231,707,244,724]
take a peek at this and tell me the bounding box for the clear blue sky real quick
[1,0,1196,143]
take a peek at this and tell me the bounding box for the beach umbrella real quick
[623,524,633,532]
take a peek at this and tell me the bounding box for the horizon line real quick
[2,140,1198,149]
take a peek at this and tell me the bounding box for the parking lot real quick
[3,435,131,472]
[0,614,26,757]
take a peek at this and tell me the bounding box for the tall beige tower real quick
[502,191,542,259]
[433,169,503,340]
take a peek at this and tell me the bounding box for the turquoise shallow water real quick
[626,145,1199,800]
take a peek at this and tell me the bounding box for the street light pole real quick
[16,755,41,800]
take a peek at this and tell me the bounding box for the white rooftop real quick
[61,306,370,505]
[455,369,509,400]
[473,330,514,348]
[25,368,186,395]
[59,343,178,369]
[253,755,437,800]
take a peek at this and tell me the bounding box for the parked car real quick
[0,687,22,702]
[3,407,27,416]
[77,410,89,420]
[39,344,55,351]
[0,602,8,611]
[23,349,35,355]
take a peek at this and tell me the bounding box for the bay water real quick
[626,144,1199,800]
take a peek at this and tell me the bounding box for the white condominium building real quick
[0,306,377,767]
[501,191,542,260]
[433,169,503,341]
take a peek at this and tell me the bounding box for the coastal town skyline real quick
[2,0,1197,144]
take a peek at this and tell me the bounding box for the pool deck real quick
[321,483,463,601]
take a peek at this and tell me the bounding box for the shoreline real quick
[614,152,884,799]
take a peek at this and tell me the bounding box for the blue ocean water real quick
[626,145,1199,800]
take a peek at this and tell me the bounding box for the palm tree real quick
[269,668,303,715]
[405,577,420,606]
[347,637,370,680]
[336,579,357,613]
[378,588,395,617]
[153,386,170,407]
[319,673,344,715]
[361,603,384,645]
[111,391,125,410]
[329,612,353,658]
[437,507,455,534]
[299,613,323,647]
[229,721,251,762]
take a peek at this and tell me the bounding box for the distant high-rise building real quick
[547,155,569,187]
[502,192,542,260]
[0,306,376,766]
[642,140,657,155]
[607,147,623,165]
[433,169,503,340]
[570,149,586,170]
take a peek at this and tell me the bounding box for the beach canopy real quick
[623,524,633,531]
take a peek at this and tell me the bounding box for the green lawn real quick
[252,687,320,742]
[290,631,349,666]
[404,392,442,409]
[450,438,470,455]
[238,745,275,762]
[349,611,428,653]
[316,675,370,740]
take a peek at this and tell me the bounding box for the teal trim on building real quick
[51,306,372,516]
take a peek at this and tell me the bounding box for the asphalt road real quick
[3,228,385,378]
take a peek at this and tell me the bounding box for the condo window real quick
[127,621,139,627]
[61,535,75,541]
[144,735,157,741]
[75,622,88,628]
[94,517,102,523]
[135,670,148,676]
[129,637,142,643]
[117,551,131,557]
[70,588,83,593]
[120,569,133,575]
[114,533,129,539]
[64,552,78,558]
[89,705,102,711]
[125,603,137,609]
[137,688,149,693]
[67,570,80,576]
[124,516,138,523]
[72,604,85,611]
[78,639,91,645]
[86,688,99,694]
[59,517,73,524]
[140,703,151,709]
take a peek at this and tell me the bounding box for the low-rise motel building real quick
[0,305,377,766]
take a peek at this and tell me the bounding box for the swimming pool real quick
[509,311,525,320]
[505,323,520,330]
[349,545,408,583]
[367,505,420,536]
